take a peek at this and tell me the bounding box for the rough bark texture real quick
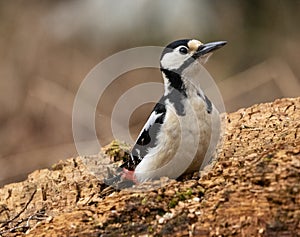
[0,97,300,237]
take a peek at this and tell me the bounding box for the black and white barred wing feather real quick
[121,98,166,171]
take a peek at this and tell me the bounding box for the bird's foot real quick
[104,167,137,189]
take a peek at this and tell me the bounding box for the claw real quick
[104,167,138,188]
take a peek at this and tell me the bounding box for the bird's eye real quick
[179,46,188,55]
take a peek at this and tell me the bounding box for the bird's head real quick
[160,39,226,76]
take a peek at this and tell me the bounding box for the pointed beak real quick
[194,41,227,58]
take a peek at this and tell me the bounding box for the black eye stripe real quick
[179,46,188,54]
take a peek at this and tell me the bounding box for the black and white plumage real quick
[116,39,226,183]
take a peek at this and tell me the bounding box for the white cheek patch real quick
[161,51,189,70]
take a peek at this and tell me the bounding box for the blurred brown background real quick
[0,0,299,186]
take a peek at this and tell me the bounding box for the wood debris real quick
[0,97,299,236]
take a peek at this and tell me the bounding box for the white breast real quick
[134,92,220,182]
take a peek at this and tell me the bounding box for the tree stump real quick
[0,97,299,236]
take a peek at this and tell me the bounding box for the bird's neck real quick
[161,68,201,98]
[161,68,186,95]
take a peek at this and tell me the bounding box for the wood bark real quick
[0,97,299,236]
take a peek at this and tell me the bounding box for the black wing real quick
[121,97,166,170]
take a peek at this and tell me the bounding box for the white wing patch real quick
[137,111,163,137]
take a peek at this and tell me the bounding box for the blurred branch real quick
[217,58,300,111]
[29,79,75,117]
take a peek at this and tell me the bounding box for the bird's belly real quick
[134,97,218,182]
[179,97,213,173]
[162,97,212,161]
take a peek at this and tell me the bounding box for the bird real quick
[106,38,226,185]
